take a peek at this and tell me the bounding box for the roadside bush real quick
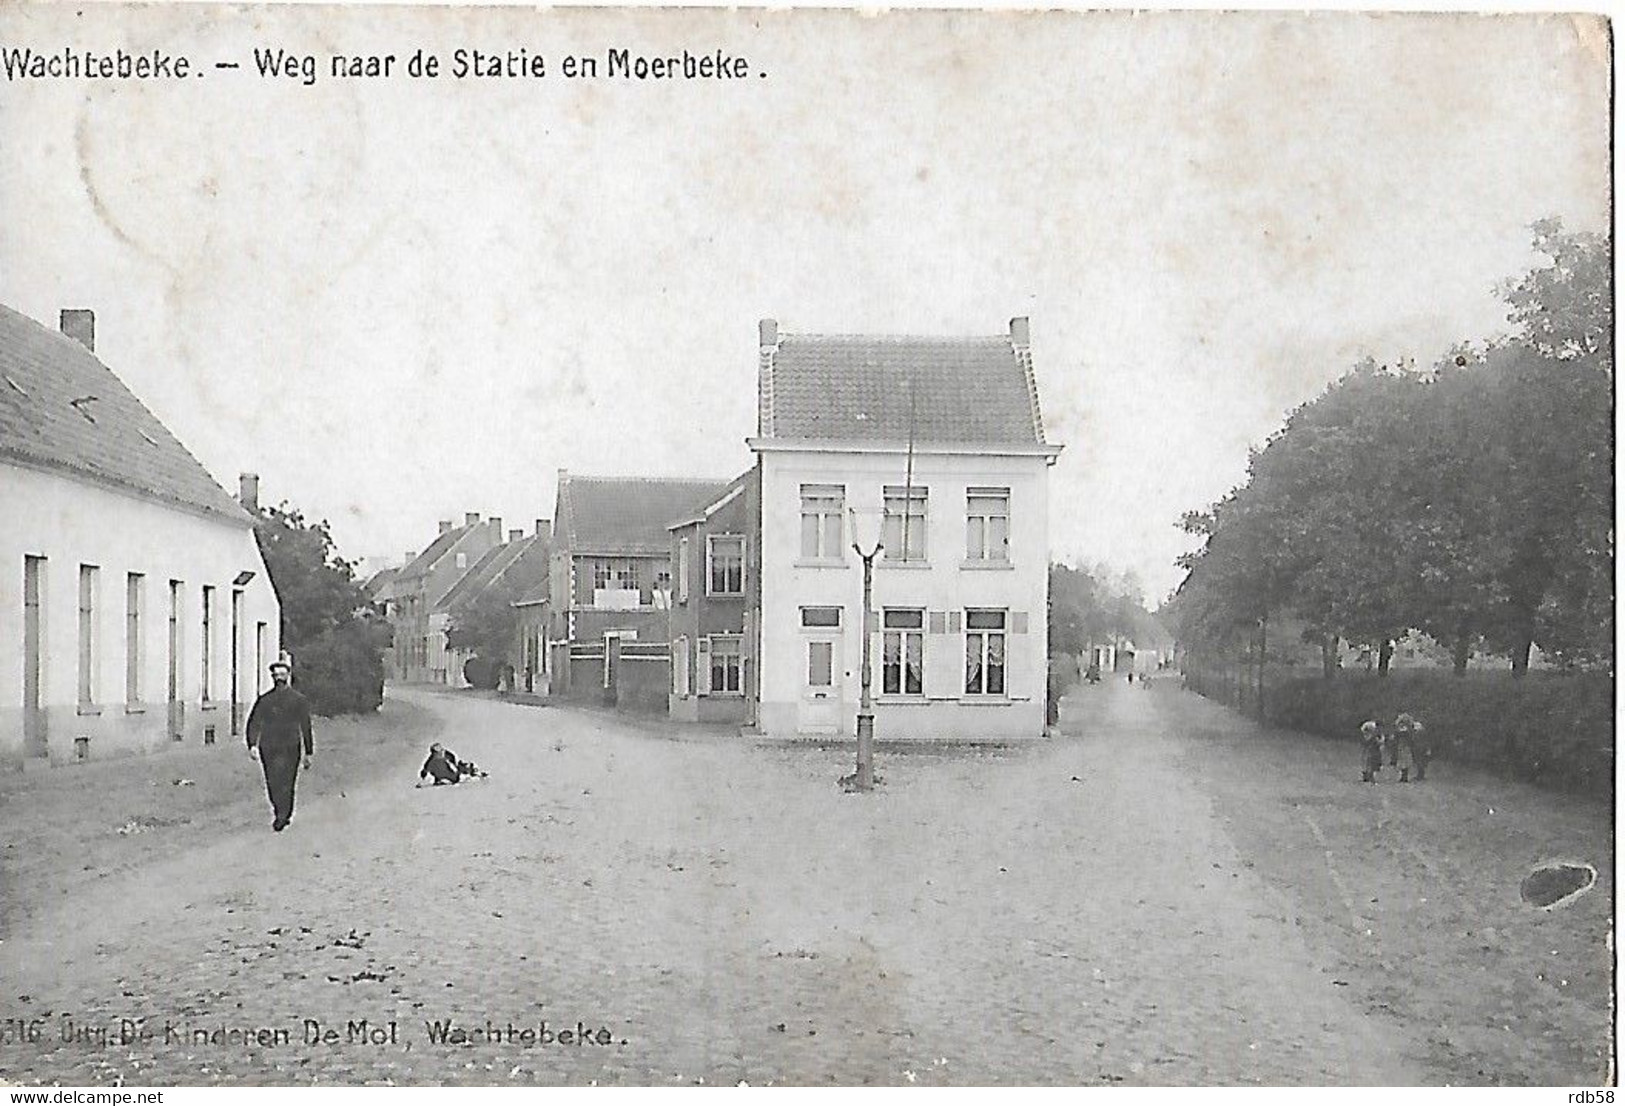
[1265,670,1613,795]
[463,656,500,691]
[292,620,389,716]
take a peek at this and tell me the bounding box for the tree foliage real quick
[445,574,523,662]
[1170,219,1612,679]
[253,500,386,714]
[1049,562,1161,657]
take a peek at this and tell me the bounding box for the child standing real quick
[1395,712,1429,782]
[1359,720,1384,783]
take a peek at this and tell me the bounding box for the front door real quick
[22,556,46,757]
[799,635,841,734]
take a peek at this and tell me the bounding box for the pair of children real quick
[1359,713,1429,783]
[416,742,489,787]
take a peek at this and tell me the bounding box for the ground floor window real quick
[882,608,924,695]
[708,635,743,695]
[965,609,1007,696]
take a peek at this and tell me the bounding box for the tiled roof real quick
[558,473,733,556]
[668,467,753,530]
[364,567,399,601]
[759,327,1046,445]
[514,577,550,607]
[397,526,468,581]
[436,534,548,611]
[0,304,251,523]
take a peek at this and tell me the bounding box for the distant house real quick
[0,305,281,765]
[513,574,551,695]
[548,471,731,711]
[384,513,499,684]
[435,521,550,688]
[667,469,759,723]
[748,317,1062,740]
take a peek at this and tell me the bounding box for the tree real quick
[445,575,523,666]
[252,500,385,715]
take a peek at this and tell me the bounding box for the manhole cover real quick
[1520,862,1597,909]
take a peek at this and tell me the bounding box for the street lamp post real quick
[848,508,883,792]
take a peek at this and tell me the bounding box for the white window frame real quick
[126,572,144,706]
[707,534,745,597]
[201,584,216,704]
[882,486,929,563]
[966,487,1011,562]
[799,484,845,562]
[964,608,1008,697]
[78,564,99,710]
[880,608,925,697]
[705,635,744,697]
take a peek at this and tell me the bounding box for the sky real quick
[0,6,1609,601]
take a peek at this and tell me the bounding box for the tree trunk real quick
[1510,629,1533,678]
[1452,626,1471,676]
[1377,639,1394,676]
[1257,614,1268,722]
[1321,633,1339,680]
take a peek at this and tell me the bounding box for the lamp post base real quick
[846,710,875,792]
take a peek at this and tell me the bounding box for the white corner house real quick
[0,305,280,766]
[748,317,1063,740]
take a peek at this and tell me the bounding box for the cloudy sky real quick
[1,6,1608,599]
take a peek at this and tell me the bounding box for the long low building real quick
[0,305,281,765]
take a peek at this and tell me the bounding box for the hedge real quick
[1261,670,1613,796]
[291,620,389,716]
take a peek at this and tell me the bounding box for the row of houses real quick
[382,316,1063,741]
[0,306,282,767]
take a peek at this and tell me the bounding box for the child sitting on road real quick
[1359,720,1384,783]
[416,742,489,787]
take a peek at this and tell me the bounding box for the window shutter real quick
[947,611,962,634]
[696,637,711,694]
[1012,611,1029,635]
[928,610,946,634]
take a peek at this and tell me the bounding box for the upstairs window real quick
[800,484,845,561]
[882,486,928,562]
[966,488,1011,561]
[708,535,745,596]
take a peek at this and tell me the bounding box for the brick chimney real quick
[535,519,551,539]
[508,529,523,543]
[464,512,480,528]
[438,520,453,535]
[60,309,95,353]
[759,318,778,349]
[238,473,260,513]
[488,517,502,539]
[1010,316,1030,347]
[403,552,415,563]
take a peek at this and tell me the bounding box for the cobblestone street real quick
[0,682,1610,1086]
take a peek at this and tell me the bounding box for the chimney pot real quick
[60,309,95,353]
[439,520,453,535]
[238,472,260,513]
[465,512,480,527]
[1010,316,1031,346]
[759,318,778,348]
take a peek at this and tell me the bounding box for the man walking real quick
[247,660,314,831]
